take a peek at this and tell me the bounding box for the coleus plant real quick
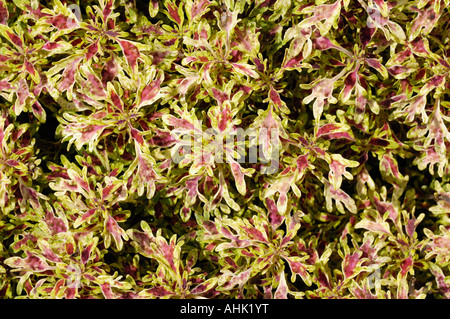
[0,0,449,299]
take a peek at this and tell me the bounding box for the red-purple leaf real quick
[118,40,140,70]
[105,215,127,250]
[283,53,303,69]
[229,159,246,196]
[341,69,358,101]
[430,264,450,299]
[373,196,399,226]
[128,228,156,257]
[343,252,361,278]
[102,183,117,202]
[387,65,408,77]
[23,59,37,79]
[19,182,41,210]
[314,36,336,50]
[5,252,53,272]
[77,124,108,147]
[65,169,89,193]
[139,72,163,107]
[253,57,265,72]
[166,1,182,25]
[274,272,288,299]
[130,127,144,145]
[410,38,430,55]
[65,287,77,299]
[31,101,46,123]
[316,124,354,141]
[44,210,68,235]
[101,56,118,87]
[158,237,178,273]
[211,88,229,106]
[81,242,95,264]
[0,79,12,90]
[46,14,78,29]
[42,41,62,51]
[39,241,61,263]
[66,242,75,255]
[409,6,440,41]
[323,178,357,214]
[231,63,259,79]
[12,234,38,252]
[217,102,231,132]
[15,79,29,114]
[5,30,23,48]
[296,154,310,174]
[57,57,82,92]
[52,279,65,296]
[5,159,19,167]
[355,218,392,235]
[222,268,252,290]
[359,26,375,47]
[297,0,342,35]
[406,216,420,238]
[284,256,312,286]
[85,72,106,97]
[242,225,267,243]
[0,0,8,25]
[191,0,211,21]
[180,206,191,222]
[136,147,157,184]
[85,40,99,61]
[102,0,114,21]
[380,154,401,179]
[149,0,159,17]
[185,176,201,205]
[196,214,219,235]
[109,90,124,112]
[269,87,282,109]
[316,268,331,289]
[191,279,216,295]
[400,256,413,277]
[422,75,444,93]
[79,208,97,225]
[149,129,176,147]
[144,286,174,297]
[368,138,390,147]
[100,282,114,299]
[365,58,387,78]
[267,198,283,229]
[317,124,340,137]
[164,115,195,130]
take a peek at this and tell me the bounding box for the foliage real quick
[0,0,449,299]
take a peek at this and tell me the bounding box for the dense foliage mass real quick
[0,0,449,299]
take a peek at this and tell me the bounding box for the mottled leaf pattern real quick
[0,0,449,300]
